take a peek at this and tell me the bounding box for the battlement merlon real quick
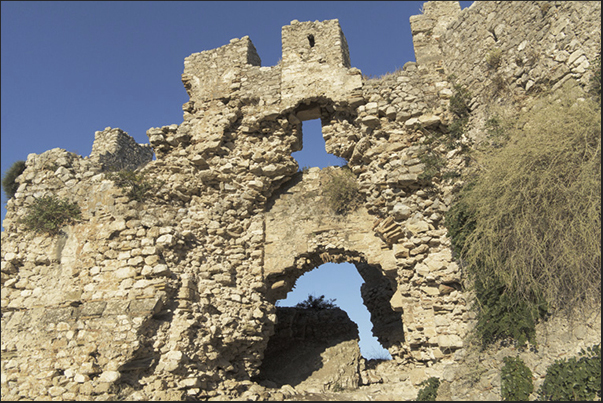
[181,36,261,103]
[280,19,362,111]
[90,127,154,172]
[281,19,351,68]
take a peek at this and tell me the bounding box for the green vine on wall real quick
[416,377,440,401]
[538,343,601,401]
[500,356,533,401]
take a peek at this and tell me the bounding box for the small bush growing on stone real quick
[490,74,507,96]
[416,377,440,401]
[20,195,81,234]
[500,356,533,401]
[105,169,157,202]
[323,167,362,215]
[484,116,508,147]
[295,294,337,310]
[418,150,446,183]
[2,160,26,199]
[448,83,472,118]
[539,2,552,15]
[486,48,503,69]
[538,343,601,401]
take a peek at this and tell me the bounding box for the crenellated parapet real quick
[180,19,363,122]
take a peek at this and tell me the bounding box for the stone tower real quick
[280,19,362,113]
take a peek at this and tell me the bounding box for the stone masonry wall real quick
[90,127,154,172]
[256,307,361,392]
[2,2,601,401]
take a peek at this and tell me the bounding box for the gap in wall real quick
[291,119,346,170]
[277,262,392,360]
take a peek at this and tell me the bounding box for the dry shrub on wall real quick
[460,85,601,317]
[323,166,362,215]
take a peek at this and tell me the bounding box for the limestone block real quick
[421,285,440,296]
[406,215,430,234]
[410,244,429,256]
[393,244,409,258]
[437,334,463,350]
[418,114,441,127]
[361,115,380,127]
[398,173,418,185]
[404,117,420,128]
[98,371,121,383]
[392,203,411,220]
[385,106,397,120]
[389,289,404,312]
[439,88,453,99]
[439,284,455,295]
[114,266,137,279]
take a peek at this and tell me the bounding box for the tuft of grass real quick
[590,50,601,103]
[323,167,362,215]
[105,169,160,202]
[449,83,472,119]
[2,160,26,199]
[417,377,440,401]
[485,48,503,70]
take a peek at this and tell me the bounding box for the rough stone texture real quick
[255,307,361,393]
[1,2,600,401]
[90,127,154,172]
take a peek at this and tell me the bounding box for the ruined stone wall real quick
[2,2,601,401]
[90,127,154,172]
[256,307,361,392]
[414,0,601,142]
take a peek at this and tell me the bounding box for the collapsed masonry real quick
[1,1,601,400]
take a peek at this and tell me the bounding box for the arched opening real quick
[278,262,392,361]
[258,248,404,390]
[292,119,345,170]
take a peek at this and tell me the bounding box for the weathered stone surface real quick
[1,1,600,401]
[256,307,361,392]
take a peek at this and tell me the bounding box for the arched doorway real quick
[257,251,404,390]
[277,262,393,360]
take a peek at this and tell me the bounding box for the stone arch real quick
[263,167,405,359]
[257,243,404,390]
[266,248,404,350]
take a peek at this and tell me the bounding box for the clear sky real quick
[1,1,472,359]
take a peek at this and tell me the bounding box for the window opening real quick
[307,34,315,48]
[278,262,392,360]
[292,119,345,170]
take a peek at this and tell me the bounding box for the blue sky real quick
[1,1,472,359]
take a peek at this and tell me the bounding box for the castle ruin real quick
[2,1,601,400]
